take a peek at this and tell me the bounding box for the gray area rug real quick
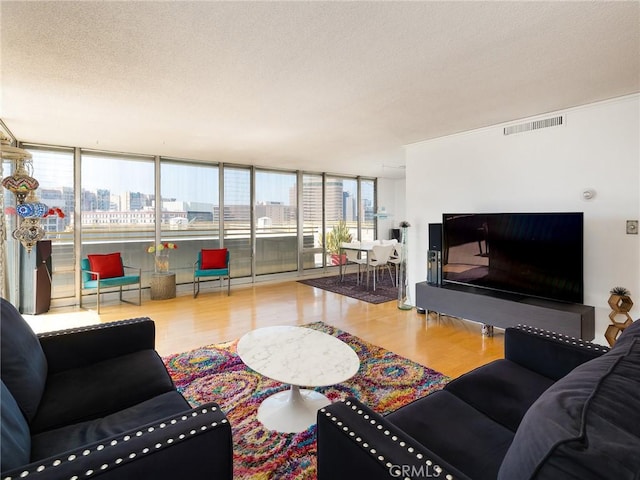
[298,272,398,304]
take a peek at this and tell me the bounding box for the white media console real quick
[416,281,595,340]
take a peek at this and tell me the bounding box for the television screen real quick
[442,212,584,303]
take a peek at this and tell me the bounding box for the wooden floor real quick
[70,279,504,378]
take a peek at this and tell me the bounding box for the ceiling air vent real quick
[503,115,564,136]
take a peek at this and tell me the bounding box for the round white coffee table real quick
[237,325,360,433]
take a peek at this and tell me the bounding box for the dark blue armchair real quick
[0,298,233,479]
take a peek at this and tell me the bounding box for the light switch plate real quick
[627,220,638,234]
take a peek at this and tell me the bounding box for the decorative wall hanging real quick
[1,132,64,253]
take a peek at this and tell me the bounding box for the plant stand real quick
[605,294,633,346]
[150,272,176,300]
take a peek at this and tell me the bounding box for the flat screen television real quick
[441,212,584,304]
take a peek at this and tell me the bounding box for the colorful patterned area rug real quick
[298,272,398,304]
[163,322,449,479]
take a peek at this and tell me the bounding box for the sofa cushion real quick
[387,390,514,480]
[1,380,31,473]
[498,320,640,480]
[31,391,190,462]
[445,359,555,431]
[0,298,48,422]
[31,349,175,433]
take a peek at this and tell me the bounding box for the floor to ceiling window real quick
[323,176,359,266]
[223,165,252,278]
[80,151,155,274]
[255,169,298,275]
[4,141,377,306]
[360,179,375,242]
[160,159,219,284]
[301,173,324,268]
[21,145,75,300]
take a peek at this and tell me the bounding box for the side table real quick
[150,272,176,300]
[237,325,360,433]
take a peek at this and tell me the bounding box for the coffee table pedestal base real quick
[257,385,330,433]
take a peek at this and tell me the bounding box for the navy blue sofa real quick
[317,320,640,479]
[1,297,233,479]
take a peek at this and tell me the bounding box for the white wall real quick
[376,177,407,239]
[405,94,640,345]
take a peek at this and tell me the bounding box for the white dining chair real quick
[387,243,402,286]
[344,247,367,284]
[368,244,395,291]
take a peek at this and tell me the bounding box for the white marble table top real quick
[237,325,360,387]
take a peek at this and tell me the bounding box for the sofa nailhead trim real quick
[5,407,227,479]
[516,324,610,352]
[323,398,454,480]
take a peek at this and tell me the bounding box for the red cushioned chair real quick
[81,253,141,313]
[193,248,231,297]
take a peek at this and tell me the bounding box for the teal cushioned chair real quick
[81,257,141,313]
[194,249,231,297]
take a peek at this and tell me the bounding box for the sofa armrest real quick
[317,397,470,480]
[505,325,610,380]
[1,403,232,480]
[38,318,156,374]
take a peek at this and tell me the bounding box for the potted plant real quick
[608,286,633,314]
[320,220,353,265]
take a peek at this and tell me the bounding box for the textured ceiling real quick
[1,1,639,179]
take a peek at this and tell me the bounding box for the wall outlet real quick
[627,220,638,235]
